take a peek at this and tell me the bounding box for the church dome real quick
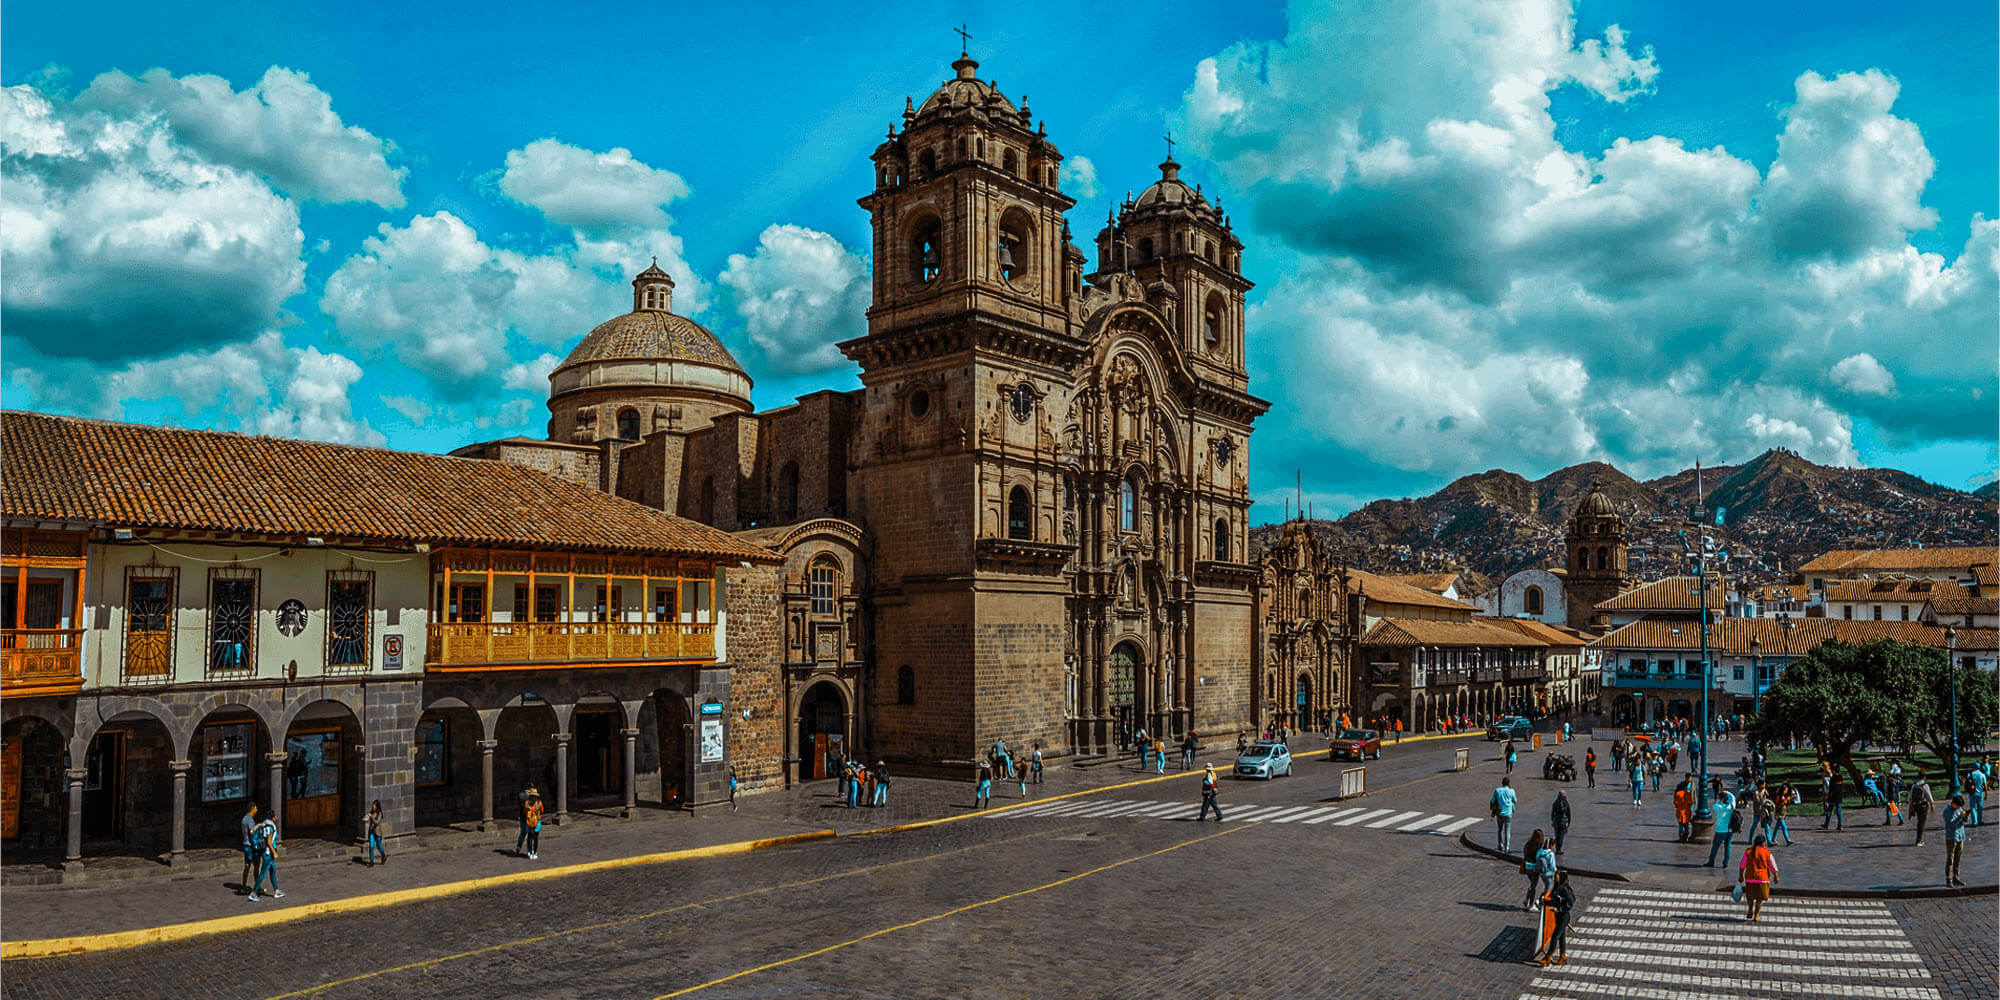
[558,310,741,370]
[1135,162,1202,210]
[1578,484,1618,518]
[913,56,1022,122]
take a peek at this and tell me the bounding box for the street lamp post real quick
[1680,531,1715,825]
[1947,626,1960,796]
[1750,636,1763,716]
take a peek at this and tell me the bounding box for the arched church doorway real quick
[1109,642,1141,746]
[1295,674,1312,731]
[798,683,847,781]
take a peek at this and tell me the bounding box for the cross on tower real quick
[954,23,972,56]
[1163,130,1176,161]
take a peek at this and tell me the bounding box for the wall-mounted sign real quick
[699,701,723,716]
[276,600,309,637]
[383,634,404,671]
[699,719,724,762]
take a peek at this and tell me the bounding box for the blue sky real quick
[5,0,1994,522]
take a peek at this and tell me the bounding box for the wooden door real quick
[1,738,20,840]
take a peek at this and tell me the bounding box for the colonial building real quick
[1,411,778,875]
[1563,483,1631,631]
[1253,520,1350,732]
[457,50,1268,775]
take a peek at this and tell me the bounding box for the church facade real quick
[458,51,1268,779]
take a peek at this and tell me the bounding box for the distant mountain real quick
[1256,450,1997,592]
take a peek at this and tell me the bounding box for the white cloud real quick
[10,331,382,446]
[1829,353,1897,397]
[73,66,404,208]
[323,140,707,399]
[1180,0,1991,482]
[717,224,868,376]
[380,395,432,426]
[498,138,689,234]
[2,82,305,361]
[1060,155,1101,199]
[503,353,562,392]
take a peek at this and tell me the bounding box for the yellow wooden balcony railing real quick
[425,621,716,667]
[2,629,84,694]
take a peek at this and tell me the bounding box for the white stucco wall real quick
[1496,568,1566,626]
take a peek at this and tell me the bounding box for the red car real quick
[1329,728,1382,760]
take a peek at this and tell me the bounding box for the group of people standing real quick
[835,755,892,808]
[972,740,1042,808]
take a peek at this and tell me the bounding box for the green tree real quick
[1751,639,1904,786]
[1910,654,2000,774]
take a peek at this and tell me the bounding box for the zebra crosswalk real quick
[1519,886,1939,1000]
[980,797,1484,836]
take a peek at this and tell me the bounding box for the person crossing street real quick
[1491,777,1518,852]
[1550,791,1571,855]
[1198,764,1223,822]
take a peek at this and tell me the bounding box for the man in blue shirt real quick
[1944,794,1970,886]
[1706,781,1738,867]
[1491,777,1518,852]
[1966,766,1987,826]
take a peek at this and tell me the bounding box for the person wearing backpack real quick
[248,814,283,901]
[1706,781,1739,867]
[1522,829,1555,911]
[1909,771,1934,846]
[872,761,890,807]
[1532,869,1575,966]
[1198,764,1223,822]
[522,788,544,860]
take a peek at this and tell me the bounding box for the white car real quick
[1234,742,1293,779]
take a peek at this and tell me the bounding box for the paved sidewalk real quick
[1454,735,1998,894]
[0,752,1229,943]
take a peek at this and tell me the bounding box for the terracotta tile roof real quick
[1822,577,1952,603]
[1385,572,1459,595]
[1,411,780,562]
[1931,589,2000,617]
[1976,564,1999,587]
[1591,617,1997,655]
[1485,617,1583,647]
[1361,617,1547,648]
[1756,584,1808,602]
[1348,569,1477,613]
[1799,546,1997,575]
[1596,575,1726,613]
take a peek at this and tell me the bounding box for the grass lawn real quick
[1741,746,1998,817]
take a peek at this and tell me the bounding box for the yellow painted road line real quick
[261,822,1084,1000]
[651,823,1251,999]
[1,830,836,962]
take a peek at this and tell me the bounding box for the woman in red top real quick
[1737,832,1778,921]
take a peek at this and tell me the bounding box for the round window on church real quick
[1009,383,1034,422]
[909,389,931,420]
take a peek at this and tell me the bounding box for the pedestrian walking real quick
[861,762,878,807]
[248,813,282,901]
[1550,791,1571,855]
[1943,794,1970,886]
[974,759,992,809]
[1491,777,1518,852]
[1751,782,1775,843]
[1504,740,1517,775]
[1394,718,1404,742]
[1773,781,1795,846]
[1706,782,1739,867]
[1198,764,1224,822]
[515,784,537,855]
[1650,751,1663,791]
[1522,829,1555,911]
[873,762,890,807]
[728,764,739,811]
[1883,771,1904,826]
[1629,756,1645,808]
[1016,758,1029,798]
[238,801,261,894]
[1031,746,1044,784]
[1136,728,1151,770]
[1823,770,1845,830]
[521,787,544,860]
[1154,737,1167,774]
[1737,832,1777,921]
[364,800,387,867]
[1910,771,1934,846]
[1533,870,1575,967]
[1967,766,1987,826]
[1180,733,1196,770]
[1673,779,1694,842]
[1584,748,1596,789]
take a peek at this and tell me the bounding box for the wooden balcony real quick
[2,629,84,695]
[425,621,715,669]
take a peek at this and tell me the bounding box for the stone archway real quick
[2,714,67,864]
[280,700,363,840]
[414,700,482,829]
[797,682,847,781]
[1108,641,1142,745]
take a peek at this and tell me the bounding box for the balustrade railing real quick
[426,621,715,666]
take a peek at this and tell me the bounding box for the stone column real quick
[619,728,638,818]
[265,752,288,840]
[64,767,87,872]
[477,739,498,832]
[551,732,570,825]
[168,760,191,865]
